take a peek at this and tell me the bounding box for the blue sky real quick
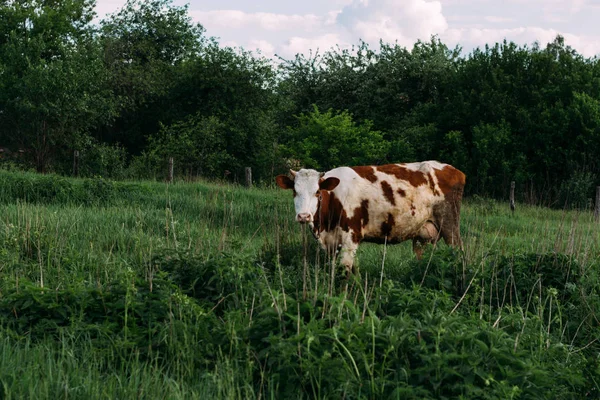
[94,0,600,60]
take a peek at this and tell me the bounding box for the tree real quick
[0,0,116,172]
[98,0,204,154]
[167,42,278,181]
[471,121,512,195]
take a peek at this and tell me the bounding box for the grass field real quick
[0,170,599,399]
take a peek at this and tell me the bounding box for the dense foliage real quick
[2,1,600,206]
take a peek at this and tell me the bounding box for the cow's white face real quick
[291,169,322,223]
[275,169,340,224]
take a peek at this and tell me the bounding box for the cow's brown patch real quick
[397,188,406,197]
[314,190,337,232]
[376,164,427,187]
[314,192,370,244]
[314,192,346,231]
[351,166,378,183]
[427,172,441,196]
[348,200,368,243]
[360,199,370,228]
[381,180,395,205]
[381,213,395,237]
[431,165,466,248]
[434,165,466,195]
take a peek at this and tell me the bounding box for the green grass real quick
[0,171,599,398]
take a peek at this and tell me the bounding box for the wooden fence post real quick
[245,167,252,188]
[510,181,515,213]
[595,186,600,221]
[73,150,79,177]
[168,157,174,183]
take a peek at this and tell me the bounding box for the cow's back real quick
[321,161,465,245]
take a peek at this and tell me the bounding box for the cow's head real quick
[275,169,340,224]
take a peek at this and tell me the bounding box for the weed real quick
[0,170,598,398]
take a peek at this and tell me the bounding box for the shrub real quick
[78,141,129,180]
[557,170,596,210]
[144,114,235,180]
[152,250,263,311]
[281,105,390,171]
[0,247,594,398]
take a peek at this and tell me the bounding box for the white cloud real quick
[93,0,126,22]
[221,40,240,49]
[324,10,342,25]
[483,16,516,24]
[439,0,492,4]
[445,15,515,27]
[93,0,600,60]
[541,0,587,14]
[505,0,589,20]
[190,10,324,31]
[443,26,600,57]
[336,0,448,48]
[247,39,276,58]
[187,9,344,61]
[568,0,587,13]
[279,34,347,58]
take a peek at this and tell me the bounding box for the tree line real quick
[2,0,600,207]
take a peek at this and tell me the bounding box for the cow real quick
[275,161,466,277]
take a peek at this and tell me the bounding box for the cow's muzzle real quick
[296,213,312,223]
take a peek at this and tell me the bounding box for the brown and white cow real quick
[275,161,466,276]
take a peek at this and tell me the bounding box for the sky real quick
[94,0,600,61]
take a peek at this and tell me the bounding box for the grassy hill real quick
[0,170,598,398]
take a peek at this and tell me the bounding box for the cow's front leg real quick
[412,238,425,260]
[339,238,360,279]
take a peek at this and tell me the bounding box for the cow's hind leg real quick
[434,186,464,250]
[440,211,463,250]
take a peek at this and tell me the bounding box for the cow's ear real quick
[319,177,340,191]
[276,174,294,190]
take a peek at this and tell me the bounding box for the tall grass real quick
[0,171,599,398]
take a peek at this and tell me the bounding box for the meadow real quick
[0,170,599,399]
